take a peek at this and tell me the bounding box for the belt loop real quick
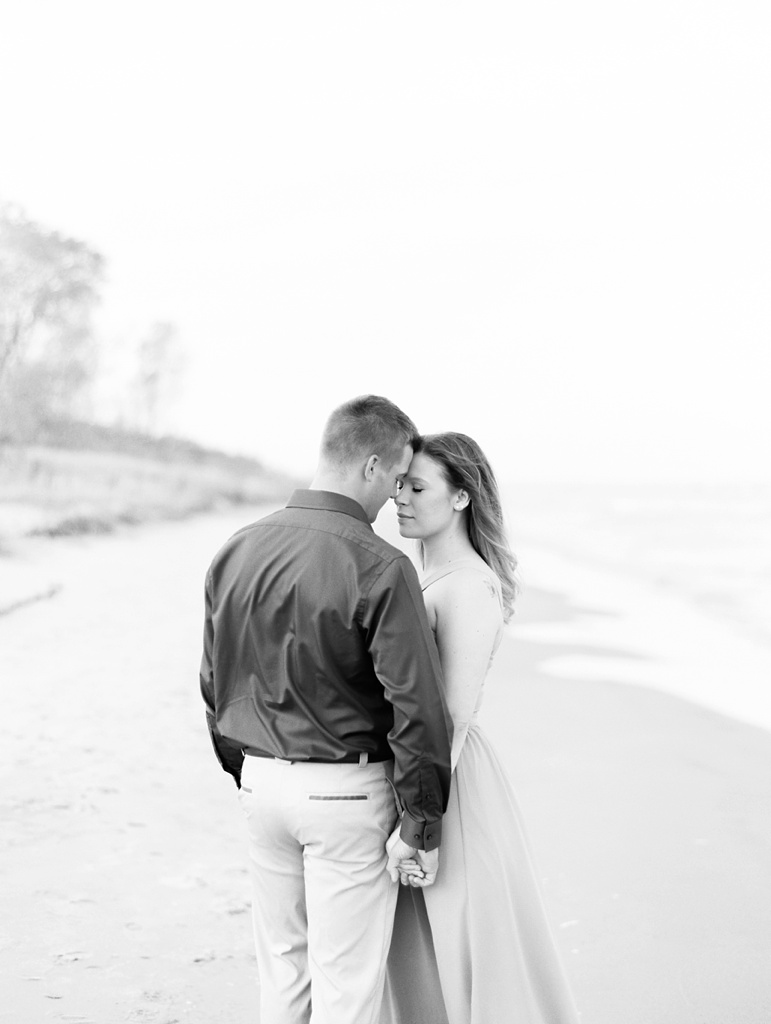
[358,752,368,767]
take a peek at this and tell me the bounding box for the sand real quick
[1,505,771,1023]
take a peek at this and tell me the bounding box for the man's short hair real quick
[320,395,418,469]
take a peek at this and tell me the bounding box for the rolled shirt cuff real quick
[400,811,442,852]
[206,712,245,782]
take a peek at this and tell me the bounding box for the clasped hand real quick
[385,828,439,888]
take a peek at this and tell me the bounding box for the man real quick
[200,395,452,1024]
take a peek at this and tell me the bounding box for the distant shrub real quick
[29,515,114,538]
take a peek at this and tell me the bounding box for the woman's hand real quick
[386,829,439,886]
[398,858,427,887]
[397,850,438,887]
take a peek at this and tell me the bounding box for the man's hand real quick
[385,827,439,887]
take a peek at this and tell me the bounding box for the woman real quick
[381,433,580,1024]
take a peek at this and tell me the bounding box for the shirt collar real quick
[286,489,371,526]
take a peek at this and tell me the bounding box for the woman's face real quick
[394,452,461,540]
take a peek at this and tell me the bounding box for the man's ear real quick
[363,454,379,481]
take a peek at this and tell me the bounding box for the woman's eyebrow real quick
[406,476,429,485]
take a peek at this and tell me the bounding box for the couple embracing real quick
[200,395,579,1024]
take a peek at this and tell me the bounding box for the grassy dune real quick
[0,420,298,544]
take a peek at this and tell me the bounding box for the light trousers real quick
[238,755,400,1024]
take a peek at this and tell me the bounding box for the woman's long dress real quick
[381,562,580,1024]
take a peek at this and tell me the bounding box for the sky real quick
[1,0,770,483]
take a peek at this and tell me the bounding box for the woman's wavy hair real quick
[414,432,519,621]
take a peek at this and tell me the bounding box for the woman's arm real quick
[431,569,502,770]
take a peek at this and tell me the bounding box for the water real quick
[505,481,771,651]
[495,481,771,734]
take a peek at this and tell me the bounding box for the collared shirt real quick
[200,489,452,851]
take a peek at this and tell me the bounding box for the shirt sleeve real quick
[200,570,245,786]
[363,556,453,851]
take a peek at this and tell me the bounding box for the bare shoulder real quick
[430,565,502,629]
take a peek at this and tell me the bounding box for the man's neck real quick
[308,471,366,510]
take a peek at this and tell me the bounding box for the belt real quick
[242,747,392,764]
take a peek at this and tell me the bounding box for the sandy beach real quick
[2,502,771,1023]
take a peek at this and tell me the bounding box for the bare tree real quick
[132,321,186,434]
[0,203,103,436]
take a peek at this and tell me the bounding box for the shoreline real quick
[6,495,770,736]
[4,496,770,738]
[514,541,771,737]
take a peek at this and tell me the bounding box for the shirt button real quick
[414,834,421,840]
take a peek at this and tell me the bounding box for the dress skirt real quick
[381,723,580,1024]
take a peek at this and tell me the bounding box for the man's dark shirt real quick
[200,489,452,850]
